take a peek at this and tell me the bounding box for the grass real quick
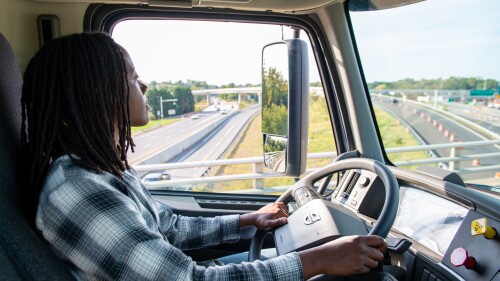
[205,101,430,192]
[200,98,337,192]
[131,118,180,135]
[195,103,208,112]
[183,98,431,193]
[374,107,429,168]
[306,98,336,167]
[239,101,257,110]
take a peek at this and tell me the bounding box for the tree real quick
[173,86,195,114]
[146,88,174,118]
[367,77,499,91]
[262,67,288,136]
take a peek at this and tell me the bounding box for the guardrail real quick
[135,139,500,192]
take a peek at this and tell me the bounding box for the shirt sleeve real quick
[155,201,240,250]
[36,179,304,281]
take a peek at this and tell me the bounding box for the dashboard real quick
[331,167,500,281]
[392,186,467,256]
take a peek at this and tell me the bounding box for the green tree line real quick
[149,79,259,91]
[262,67,288,136]
[369,77,499,91]
[146,87,194,119]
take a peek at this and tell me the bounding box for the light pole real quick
[160,96,178,119]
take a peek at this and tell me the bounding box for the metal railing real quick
[135,139,500,192]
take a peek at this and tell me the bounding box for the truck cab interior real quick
[1,0,499,280]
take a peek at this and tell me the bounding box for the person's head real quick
[21,32,149,208]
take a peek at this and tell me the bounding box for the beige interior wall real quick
[0,0,88,71]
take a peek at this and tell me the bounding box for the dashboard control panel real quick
[443,211,500,281]
[331,168,500,281]
[333,169,385,219]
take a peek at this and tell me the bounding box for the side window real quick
[113,20,335,194]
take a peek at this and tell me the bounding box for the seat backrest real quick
[0,33,75,280]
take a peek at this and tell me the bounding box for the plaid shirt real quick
[36,155,303,280]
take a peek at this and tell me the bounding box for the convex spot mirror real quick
[261,39,309,176]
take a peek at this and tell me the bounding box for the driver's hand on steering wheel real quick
[239,202,288,230]
[299,235,388,280]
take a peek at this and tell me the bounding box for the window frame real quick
[83,5,360,197]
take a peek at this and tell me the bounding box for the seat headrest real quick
[0,33,23,192]
[0,33,22,140]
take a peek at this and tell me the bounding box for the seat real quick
[0,33,74,280]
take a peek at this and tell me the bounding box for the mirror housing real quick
[261,39,309,176]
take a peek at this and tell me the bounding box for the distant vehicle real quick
[191,113,200,119]
[141,172,171,183]
[390,98,398,104]
[220,109,228,114]
[416,96,430,102]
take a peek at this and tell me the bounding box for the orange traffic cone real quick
[449,133,456,142]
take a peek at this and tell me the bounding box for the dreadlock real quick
[21,33,135,219]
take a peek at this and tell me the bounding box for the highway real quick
[128,103,239,165]
[127,116,211,165]
[438,102,500,135]
[168,104,260,180]
[130,103,261,187]
[133,95,499,187]
[373,98,500,178]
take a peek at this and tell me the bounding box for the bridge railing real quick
[134,139,500,192]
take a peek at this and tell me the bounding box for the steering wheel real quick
[248,158,399,264]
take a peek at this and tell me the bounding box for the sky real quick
[113,21,309,86]
[112,0,500,86]
[350,0,500,83]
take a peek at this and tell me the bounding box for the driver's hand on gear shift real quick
[239,202,288,230]
[299,235,388,280]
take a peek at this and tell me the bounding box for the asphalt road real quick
[128,104,236,165]
[373,98,500,179]
[132,103,261,185]
[438,102,500,135]
[168,104,260,180]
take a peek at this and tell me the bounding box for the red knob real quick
[450,247,476,269]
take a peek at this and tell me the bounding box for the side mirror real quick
[261,39,309,176]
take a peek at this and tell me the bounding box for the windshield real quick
[349,0,500,193]
[112,20,333,194]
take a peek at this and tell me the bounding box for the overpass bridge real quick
[192,86,497,106]
[191,86,325,104]
[192,87,261,105]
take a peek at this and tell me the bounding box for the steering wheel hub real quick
[249,158,399,262]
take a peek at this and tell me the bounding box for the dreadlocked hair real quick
[21,32,134,219]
